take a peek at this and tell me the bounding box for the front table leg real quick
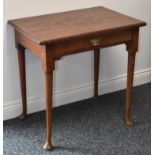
[17,44,27,120]
[125,51,136,126]
[43,71,53,150]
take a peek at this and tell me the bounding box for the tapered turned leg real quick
[17,44,27,120]
[43,71,53,150]
[125,51,136,126]
[94,48,100,99]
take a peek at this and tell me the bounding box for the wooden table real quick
[8,6,146,150]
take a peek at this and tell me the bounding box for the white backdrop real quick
[3,0,151,120]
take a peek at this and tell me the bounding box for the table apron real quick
[50,29,132,60]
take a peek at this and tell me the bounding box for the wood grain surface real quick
[8,6,146,45]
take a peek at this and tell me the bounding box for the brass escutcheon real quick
[89,37,101,46]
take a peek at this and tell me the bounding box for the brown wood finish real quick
[8,6,145,45]
[8,6,146,150]
[43,71,53,150]
[94,48,100,99]
[17,44,27,120]
[124,28,139,126]
[51,29,133,60]
[125,51,136,126]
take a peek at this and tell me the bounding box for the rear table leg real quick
[94,48,100,99]
[17,44,27,120]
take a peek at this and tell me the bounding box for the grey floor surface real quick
[3,83,151,155]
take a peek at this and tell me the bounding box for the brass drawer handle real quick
[89,37,101,46]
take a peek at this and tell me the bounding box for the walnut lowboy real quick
[8,6,146,150]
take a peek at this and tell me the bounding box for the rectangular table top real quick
[8,6,146,45]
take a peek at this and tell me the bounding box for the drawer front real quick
[52,29,132,59]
